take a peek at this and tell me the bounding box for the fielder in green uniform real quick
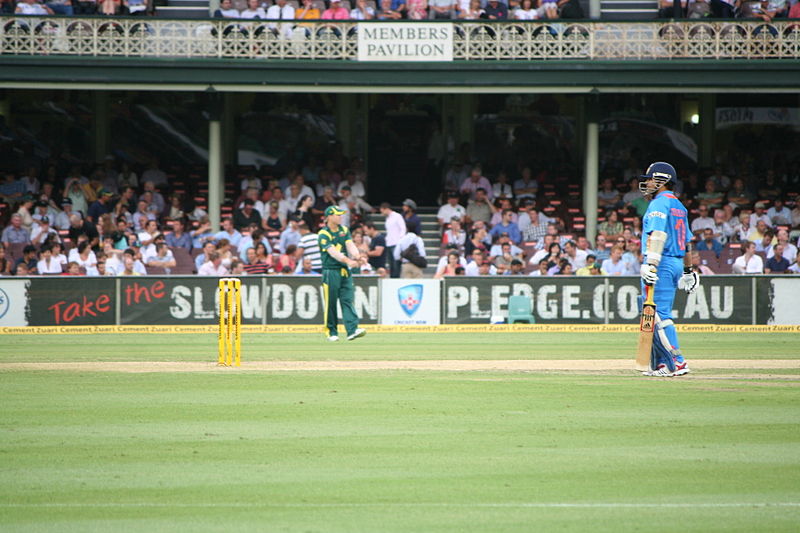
[318,205,366,342]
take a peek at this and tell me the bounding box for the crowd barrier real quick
[1,275,798,327]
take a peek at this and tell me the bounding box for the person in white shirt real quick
[437,191,466,227]
[380,202,407,278]
[30,217,59,247]
[491,171,514,199]
[350,0,375,19]
[562,239,588,270]
[732,241,764,274]
[266,0,295,38]
[15,0,53,15]
[144,243,176,273]
[337,170,367,199]
[36,246,63,274]
[394,223,427,278]
[690,204,715,236]
[198,252,230,276]
[514,0,538,19]
[766,229,797,264]
[214,0,241,17]
[240,0,267,18]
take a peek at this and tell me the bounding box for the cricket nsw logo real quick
[0,288,9,320]
[398,284,423,317]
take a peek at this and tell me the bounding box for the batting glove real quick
[678,267,700,294]
[640,263,658,286]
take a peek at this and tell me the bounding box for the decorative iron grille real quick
[1,17,800,60]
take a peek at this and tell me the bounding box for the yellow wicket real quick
[218,278,242,366]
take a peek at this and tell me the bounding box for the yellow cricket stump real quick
[218,278,242,367]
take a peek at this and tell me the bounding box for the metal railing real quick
[2,17,800,60]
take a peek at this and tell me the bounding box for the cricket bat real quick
[636,283,656,372]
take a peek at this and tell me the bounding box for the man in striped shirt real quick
[296,221,322,272]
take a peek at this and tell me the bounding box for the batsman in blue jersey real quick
[639,162,700,377]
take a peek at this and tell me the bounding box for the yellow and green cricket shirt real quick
[318,225,352,273]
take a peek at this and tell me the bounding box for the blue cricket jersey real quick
[642,191,692,259]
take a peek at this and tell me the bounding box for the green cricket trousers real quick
[322,268,359,337]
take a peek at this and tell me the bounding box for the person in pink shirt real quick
[322,0,350,18]
[459,165,494,201]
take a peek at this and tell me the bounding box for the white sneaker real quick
[327,335,339,342]
[673,361,691,376]
[347,328,366,341]
[643,365,674,377]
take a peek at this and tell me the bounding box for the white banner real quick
[357,23,453,62]
[380,279,441,325]
[716,107,800,129]
[0,280,29,327]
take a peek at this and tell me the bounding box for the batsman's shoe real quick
[347,328,366,341]
[643,365,674,377]
[673,361,691,376]
[327,335,339,342]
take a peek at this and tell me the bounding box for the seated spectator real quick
[464,226,490,257]
[541,242,562,271]
[402,199,423,236]
[0,244,11,275]
[13,245,38,275]
[747,220,773,245]
[214,217,243,249]
[750,201,771,228]
[492,241,523,269]
[726,178,755,210]
[442,217,466,250]
[377,0,404,18]
[696,228,723,258]
[233,198,263,232]
[459,0,484,18]
[295,257,320,275]
[2,214,31,246]
[710,208,734,245]
[489,209,522,244]
[68,214,99,249]
[601,244,628,276]
[514,0,539,19]
[623,238,642,267]
[576,254,607,276]
[350,0,376,19]
[68,240,99,275]
[214,0,240,17]
[240,0,266,18]
[338,187,372,227]
[689,250,715,275]
[405,0,428,19]
[483,0,508,18]
[506,259,525,276]
[622,177,647,217]
[555,259,573,276]
[30,216,59,248]
[597,178,622,209]
[434,251,463,279]
[437,191,467,227]
[465,188,493,227]
[562,239,588,270]
[322,0,350,18]
[767,229,797,264]
[238,227,273,262]
[194,242,216,272]
[512,167,537,201]
[732,211,753,243]
[197,251,228,276]
[36,245,62,275]
[529,258,550,277]
[754,230,776,255]
[597,210,623,240]
[464,249,487,275]
[732,241,764,274]
[695,178,724,210]
[790,0,800,19]
[60,261,81,276]
[145,243,176,273]
[267,0,295,38]
[492,171,513,200]
[765,244,791,274]
[459,165,493,202]
[275,244,299,273]
[767,198,792,227]
[691,204,715,236]
[296,0,322,33]
[16,0,54,14]
[657,0,688,18]
[242,246,270,274]
[165,219,192,251]
[489,198,517,227]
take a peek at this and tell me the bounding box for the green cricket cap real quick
[324,205,346,216]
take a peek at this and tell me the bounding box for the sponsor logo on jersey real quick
[647,211,666,219]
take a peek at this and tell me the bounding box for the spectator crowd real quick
[1,151,800,278]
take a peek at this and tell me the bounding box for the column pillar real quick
[208,92,224,231]
[583,95,600,243]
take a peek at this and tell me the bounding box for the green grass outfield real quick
[0,332,799,532]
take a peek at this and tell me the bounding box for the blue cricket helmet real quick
[639,162,676,195]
